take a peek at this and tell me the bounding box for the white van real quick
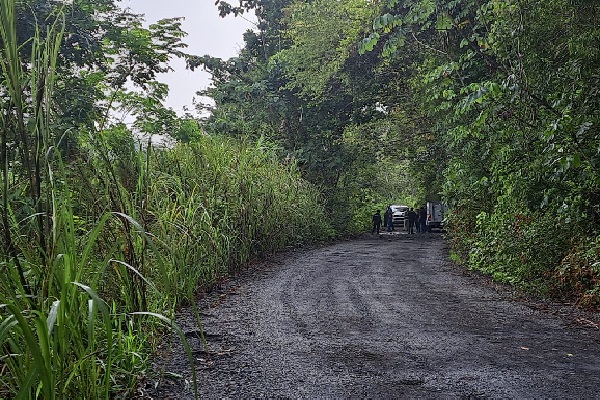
[426,202,447,230]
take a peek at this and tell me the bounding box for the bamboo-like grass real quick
[147,136,332,303]
[0,3,196,398]
[0,2,332,398]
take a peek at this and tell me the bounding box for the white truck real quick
[426,202,447,230]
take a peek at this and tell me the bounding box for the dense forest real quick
[1,0,598,397]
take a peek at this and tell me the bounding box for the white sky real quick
[123,0,256,116]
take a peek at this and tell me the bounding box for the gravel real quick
[142,232,600,399]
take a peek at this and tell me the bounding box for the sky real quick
[123,0,256,116]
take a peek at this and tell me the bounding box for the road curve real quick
[149,233,600,398]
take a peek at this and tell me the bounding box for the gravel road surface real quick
[146,232,600,398]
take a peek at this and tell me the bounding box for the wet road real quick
[150,233,600,398]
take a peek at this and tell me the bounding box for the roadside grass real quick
[146,136,332,305]
[0,4,332,398]
[0,120,331,398]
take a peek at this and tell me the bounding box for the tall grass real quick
[0,2,333,398]
[0,3,186,398]
[145,136,332,303]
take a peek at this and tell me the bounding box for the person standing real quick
[407,207,417,234]
[419,206,428,234]
[385,206,394,232]
[372,210,382,234]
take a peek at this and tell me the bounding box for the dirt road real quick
[147,233,600,398]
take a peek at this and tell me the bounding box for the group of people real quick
[371,206,429,235]
[371,208,395,234]
[407,206,428,235]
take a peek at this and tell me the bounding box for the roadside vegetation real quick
[205,0,600,304]
[1,0,599,398]
[0,1,329,397]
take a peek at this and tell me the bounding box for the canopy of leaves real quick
[359,0,600,299]
[201,0,600,301]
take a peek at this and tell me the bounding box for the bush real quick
[553,236,600,306]
[449,202,573,295]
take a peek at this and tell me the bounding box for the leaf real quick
[435,14,453,30]
[359,33,380,54]
[46,300,60,334]
[576,121,593,139]
[110,259,159,294]
[72,282,109,314]
[572,153,582,168]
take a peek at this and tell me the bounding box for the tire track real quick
[148,234,600,399]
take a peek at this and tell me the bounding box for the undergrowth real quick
[445,205,600,306]
[0,4,332,397]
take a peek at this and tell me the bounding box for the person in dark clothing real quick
[383,207,390,229]
[419,206,428,233]
[384,206,394,232]
[407,207,417,234]
[372,210,382,234]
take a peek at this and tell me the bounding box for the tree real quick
[361,0,600,296]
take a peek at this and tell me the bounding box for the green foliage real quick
[554,236,600,307]
[274,0,377,98]
[0,1,334,398]
[466,209,570,291]
[361,0,600,302]
[198,0,600,305]
[199,0,430,238]
[146,136,333,301]
[1,117,330,397]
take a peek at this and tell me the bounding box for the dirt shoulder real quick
[143,232,600,398]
